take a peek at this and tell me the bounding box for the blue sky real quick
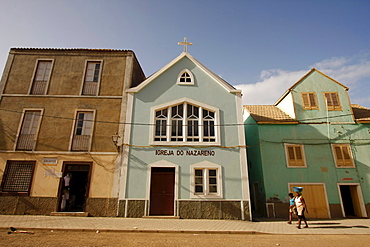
[1,0,369,107]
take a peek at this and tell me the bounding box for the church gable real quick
[128,52,239,94]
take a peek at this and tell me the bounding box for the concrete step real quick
[142,216,180,219]
[50,212,89,217]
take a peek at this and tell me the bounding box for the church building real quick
[117,40,251,220]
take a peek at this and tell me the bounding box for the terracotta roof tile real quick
[352,104,370,122]
[244,105,297,123]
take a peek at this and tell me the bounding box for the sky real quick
[0,0,370,108]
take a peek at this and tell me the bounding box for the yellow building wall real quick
[0,153,117,198]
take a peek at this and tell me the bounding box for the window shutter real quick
[342,146,353,166]
[294,146,304,166]
[309,93,317,107]
[334,146,345,166]
[302,94,309,108]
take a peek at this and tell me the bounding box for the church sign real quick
[155,149,215,157]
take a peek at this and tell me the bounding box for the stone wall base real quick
[0,196,57,215]
[178,200,249,220]
[85,198,118,217]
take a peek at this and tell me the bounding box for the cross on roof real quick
[178,37,193,52]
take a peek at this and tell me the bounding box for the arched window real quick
[153,101,218,144]
[177,69,194,85]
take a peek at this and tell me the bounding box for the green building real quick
[244,68,370,219]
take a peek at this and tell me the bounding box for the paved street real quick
[0,215,369,235]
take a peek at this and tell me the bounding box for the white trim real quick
[266,203,276,218]
[145,160,179,217]
[127,52,240,93]
[284,143,308,168]
[236,92,251,220]
[337,183,368,218]
[14,108,44,151]
[117,93,134,201]
[177,69,194,85]
[69,109,96,152]
[80,60,103,96]
[28,59,55,95]
[190,161,223,199]
[150,98,220,146]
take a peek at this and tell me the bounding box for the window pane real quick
[209,185,217,193]
[209,169,217,176]
[195,185,203,193]
[195,169,203,176]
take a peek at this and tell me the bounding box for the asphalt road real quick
[2,230,370,247]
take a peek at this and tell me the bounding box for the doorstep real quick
[142,216,180,219]
[50,212,89,217]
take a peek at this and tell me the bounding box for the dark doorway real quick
[59,163,91,212]
[149,167,175,216]
[340,185,362,217]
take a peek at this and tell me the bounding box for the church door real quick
[149,167,175,216]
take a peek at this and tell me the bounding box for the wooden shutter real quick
[301,93,318,109]
[287,145,305,167]
[333,145,354,167]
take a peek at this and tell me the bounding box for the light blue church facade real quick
[116,51,251,220]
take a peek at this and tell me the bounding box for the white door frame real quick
[337,183,368,218]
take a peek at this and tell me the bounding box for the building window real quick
[301,92,318,110]
[153,101,217,144]
[324,92,341,111]
[285,144,306,167]
[0,161,35,195]
[82,61,102,95]
[332,144,355,167]
[16,110,43,151]
[30,60,53,95]
[177,69,194,85]
[71,111,94,151]
[191,164,222,198]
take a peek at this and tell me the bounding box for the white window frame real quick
[150,98,220,146]
[81,60,103,96]
[69,109,96,151]
[177,69,194,85]
[284,143,307,168]
[14,109,44,151]
[29,59,54,95]
[190,161,222,199]
[331,144,355,168]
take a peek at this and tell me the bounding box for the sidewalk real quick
[0,215,369,235]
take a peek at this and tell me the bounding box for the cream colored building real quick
[0,48,145,216]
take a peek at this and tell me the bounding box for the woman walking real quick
[294,190,308,229]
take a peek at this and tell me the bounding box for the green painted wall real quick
[246,122,370,206]
[291,71,354,123]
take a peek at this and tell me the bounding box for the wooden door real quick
[149,167,175,215]
[290,184,329,218]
